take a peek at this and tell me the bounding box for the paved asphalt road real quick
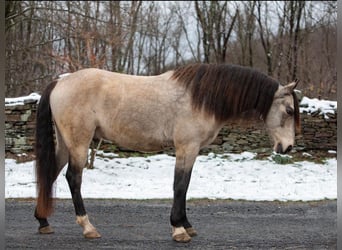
[5,199,336,249]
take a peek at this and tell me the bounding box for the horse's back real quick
[50,68,175,116]
[49,68,188,152]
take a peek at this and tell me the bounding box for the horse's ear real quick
[275,80,299,98]
[284,80,299,92]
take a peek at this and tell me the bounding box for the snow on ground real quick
[300,96,337,119]
[5,151,336,201]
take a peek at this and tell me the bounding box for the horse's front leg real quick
[66,156,101,239]
[170,146,199,243]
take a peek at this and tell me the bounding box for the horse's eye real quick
[286,106,294,116]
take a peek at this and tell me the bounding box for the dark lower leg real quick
[170,168,193,228]
[34,208,49,229]
[65,161,100,238]
[66,164,86,216]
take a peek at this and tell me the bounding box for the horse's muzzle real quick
[276,143,292,154]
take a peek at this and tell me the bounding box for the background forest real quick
[5,1,337,100]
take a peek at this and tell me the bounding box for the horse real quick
[34,63,300,243]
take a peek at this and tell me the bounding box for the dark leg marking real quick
[66,159,101,238]
[170,168,193,228]
[34,208,54,234]
[66,162,86,216]
[34,208,49,229]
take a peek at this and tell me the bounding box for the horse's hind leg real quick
[35,126,69,234]
[66,146,101,238]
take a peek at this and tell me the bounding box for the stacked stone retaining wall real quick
[5,101,337,155]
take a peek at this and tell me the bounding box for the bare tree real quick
[173,2,202,62]
[235,1,256,67]
[283,1,305,82]
[255,1,275,75]
[120,1,142,74]
[195,1,238,63]
[139,2,177,75]
[6,1,56,96]
[5,1,336,100]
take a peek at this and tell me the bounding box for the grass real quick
[270,154,294,164]
[254,149,334,164]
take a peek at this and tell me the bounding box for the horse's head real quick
[265,81,300,154]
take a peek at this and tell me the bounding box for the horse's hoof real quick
[185,227,197,237]
[173,232,191,243]
[84,230,101,239]
[39,225,54,234]
[172,227,191,243]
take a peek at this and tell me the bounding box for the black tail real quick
[35,81,58,218]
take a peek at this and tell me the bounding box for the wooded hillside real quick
[5,1,336,100]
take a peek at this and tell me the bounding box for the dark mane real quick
[171,63,280,122]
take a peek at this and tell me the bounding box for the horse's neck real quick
[222,112,265,128]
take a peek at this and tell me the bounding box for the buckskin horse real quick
[34,63,300,242]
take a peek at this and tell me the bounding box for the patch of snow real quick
[5,152,336,201]
[58,73,71,78]
[5,93,41,106]
[300,96,337,119]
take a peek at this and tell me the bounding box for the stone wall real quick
[5,102,337,155]
[5,101,38,154]
[201,111,337,155]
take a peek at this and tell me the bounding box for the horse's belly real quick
[106,135,173,153]
[119,138,173,152]
[96,124,174,153]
